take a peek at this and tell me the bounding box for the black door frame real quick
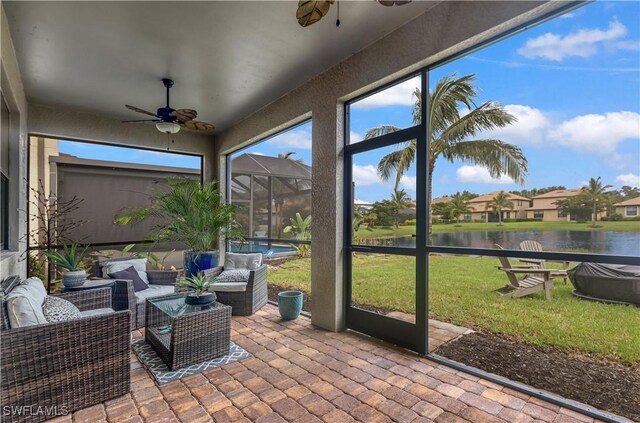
[343,70,429,354]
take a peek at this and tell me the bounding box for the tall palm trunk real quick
[592,202,597,227]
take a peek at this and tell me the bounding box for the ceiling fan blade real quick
[122,119,161,123]
[171,108,198,122]
[181,120,215,131]
[126,104,160,118]
[296,0,334,27]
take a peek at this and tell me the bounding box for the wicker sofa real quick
[0,276,130,423]
[204,252,268,316]
[94,257,179,330]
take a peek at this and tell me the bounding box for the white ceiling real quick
[4,1,438,133]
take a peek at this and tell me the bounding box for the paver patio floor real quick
[49,304,608,423]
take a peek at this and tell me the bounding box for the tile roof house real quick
[613,197,640,218]
[467,192,531,222]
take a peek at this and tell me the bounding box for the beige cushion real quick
[212,281,248,292]
[102,258,149,284]
[6,277,48,328]
[224,252,262,270]
[134,284,175,304]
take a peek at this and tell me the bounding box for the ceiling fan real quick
[296,0,411,28]
[123,78,214,134]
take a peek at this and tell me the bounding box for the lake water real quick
[360,230,640,257]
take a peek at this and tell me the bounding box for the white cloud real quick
[350,131,363,144]
[517,20,628,61]
[400,175,417,191]
[352,164,383,187]
[616,173,640,188]
[547,111,640,153]
[265,130,312,150]
[456,165,515,185]
[487,104,550,145]
[351,76,420,109]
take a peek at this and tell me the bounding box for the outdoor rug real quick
[131,339,251,384]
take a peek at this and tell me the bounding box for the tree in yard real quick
[448,193,472,224]
[555,195,594,222]
[365,73,527,238]
[24,180,87,293]
[486,191,514,226]
[369,200,399,228]
[283,212,312,257]
[581,177,613,227]
[620,185,640,200]
[390,189,413,228]
[277,151,304,163]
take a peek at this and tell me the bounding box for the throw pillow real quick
[6,277,48,328]
[214,269,251,282]
[42,296,82,323]
[224,252,262,270]
[102,258,149,284]
[108,266,149,292]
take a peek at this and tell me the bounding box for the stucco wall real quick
[1,3,29,279]
[214,1,570,331]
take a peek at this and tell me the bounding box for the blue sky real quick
[59,141,201,169]
[61,1,640,204]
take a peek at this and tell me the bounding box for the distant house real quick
[526,189,581,221]
[468,192,531,222]
[613,197,640,218]
[526,189,608,221]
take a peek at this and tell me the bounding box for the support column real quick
[311,101,345,332]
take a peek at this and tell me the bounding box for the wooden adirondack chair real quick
[519,240,570,283]
[495,255,555,300]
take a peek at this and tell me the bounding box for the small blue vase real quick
[183,250,219,278]
[278,291,304,320]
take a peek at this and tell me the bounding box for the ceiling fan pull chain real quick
[336,0,340,27]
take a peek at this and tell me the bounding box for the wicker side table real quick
[145,294,231,370]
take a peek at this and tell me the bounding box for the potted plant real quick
[114,178,243,277]
[141,249,180,284]
[42,243,88,288]
[180,273,216,305]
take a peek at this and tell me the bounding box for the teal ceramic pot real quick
[278,291,304,320]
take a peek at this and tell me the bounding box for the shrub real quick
[405,219,417,226]
[602,214,623,221]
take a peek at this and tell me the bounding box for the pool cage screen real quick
[229,153,311,252]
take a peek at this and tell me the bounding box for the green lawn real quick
[269,255,640,365]
[355,220,640,240]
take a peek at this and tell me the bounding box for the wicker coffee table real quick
[145,294,231,370]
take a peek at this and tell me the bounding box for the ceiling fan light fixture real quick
[156,121,181,134]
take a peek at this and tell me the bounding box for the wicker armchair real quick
[1,280,130,423]
[204,264,268,316]
[95,258,180,330]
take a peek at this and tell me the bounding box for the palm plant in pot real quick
[180,272,216,305]
[42,243,88,288]
[114,178,243,277]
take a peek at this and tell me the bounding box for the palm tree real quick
[486,191,514,226]
[278,151,304,163]
[364,73,527,237]
[448,193,472,225]
[390,189,412,228]
[582,177,612,227]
